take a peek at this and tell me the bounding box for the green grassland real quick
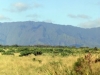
[0,45,100,75]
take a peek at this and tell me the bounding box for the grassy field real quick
[0,46,100,75]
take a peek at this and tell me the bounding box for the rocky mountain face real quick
[0,21,100,47]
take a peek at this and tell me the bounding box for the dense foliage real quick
[0,45,99,56]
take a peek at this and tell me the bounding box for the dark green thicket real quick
[8,49,15,53]
[18,48,32,56]
[16,48,29,52]
[84,50,89,53]
[19,51,32,56]
[33,51,42,56]
[0,46,99,57]
[2,51,14,55]
[61,52,69,56]
[0,49,5,52]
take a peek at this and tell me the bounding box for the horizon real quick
[0,20,100,29]
[0,0,100,28]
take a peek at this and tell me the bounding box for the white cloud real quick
[68,14,77,18]
[0,15,11,20]
[79,18,100,28]
[13,2,29,12]
[3,2,30,12]
[68,14,91,19]
[4,2,43,12]
[44,19,54,23]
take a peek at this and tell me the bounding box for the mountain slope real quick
[0,21,100,47]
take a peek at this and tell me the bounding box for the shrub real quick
[0,49,5,52]
[16,48,29,52]
[94,47,98,50]
[19,51,32,56]
[73,54,92,75]
[65,50,72,53]
[33,51,42,56]
[32,58,36,61]
[38,60,42,63]
[57,49,64,52]
[7,50,15,53]
[2,51,14,55]
[11,44,19,47]
[73,57,85,74]
[61,52,68,56]
[84,50,89,53]
[95,58,100,63]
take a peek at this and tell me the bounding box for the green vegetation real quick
[0,45,100,75]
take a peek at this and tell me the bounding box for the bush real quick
[84,50,89,53]
[32,58,36,61]
[2,51,14,55]
[0,49,5,52]
[11,44,19,47]
[33,51,42,56]
[73,54,92,75]
[56,49,64,52]
[19,51,32,56]
[7,50,15,53]
[61,52,68,56]
[94,47,98,50]
[38,60,42,63]
[16,48,29,52]
[95,58,100,63]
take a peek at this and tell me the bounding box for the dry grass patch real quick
[0,53,100,75]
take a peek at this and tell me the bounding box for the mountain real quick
[0,21,100,47]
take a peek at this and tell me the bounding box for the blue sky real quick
[0,0,100,28]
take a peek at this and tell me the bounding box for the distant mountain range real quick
[0,21,100,47]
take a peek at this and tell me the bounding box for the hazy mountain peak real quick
[0,21,100,47]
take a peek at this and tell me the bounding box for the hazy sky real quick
[0,0,100,28]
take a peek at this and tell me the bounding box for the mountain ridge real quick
[0,21,100,47]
